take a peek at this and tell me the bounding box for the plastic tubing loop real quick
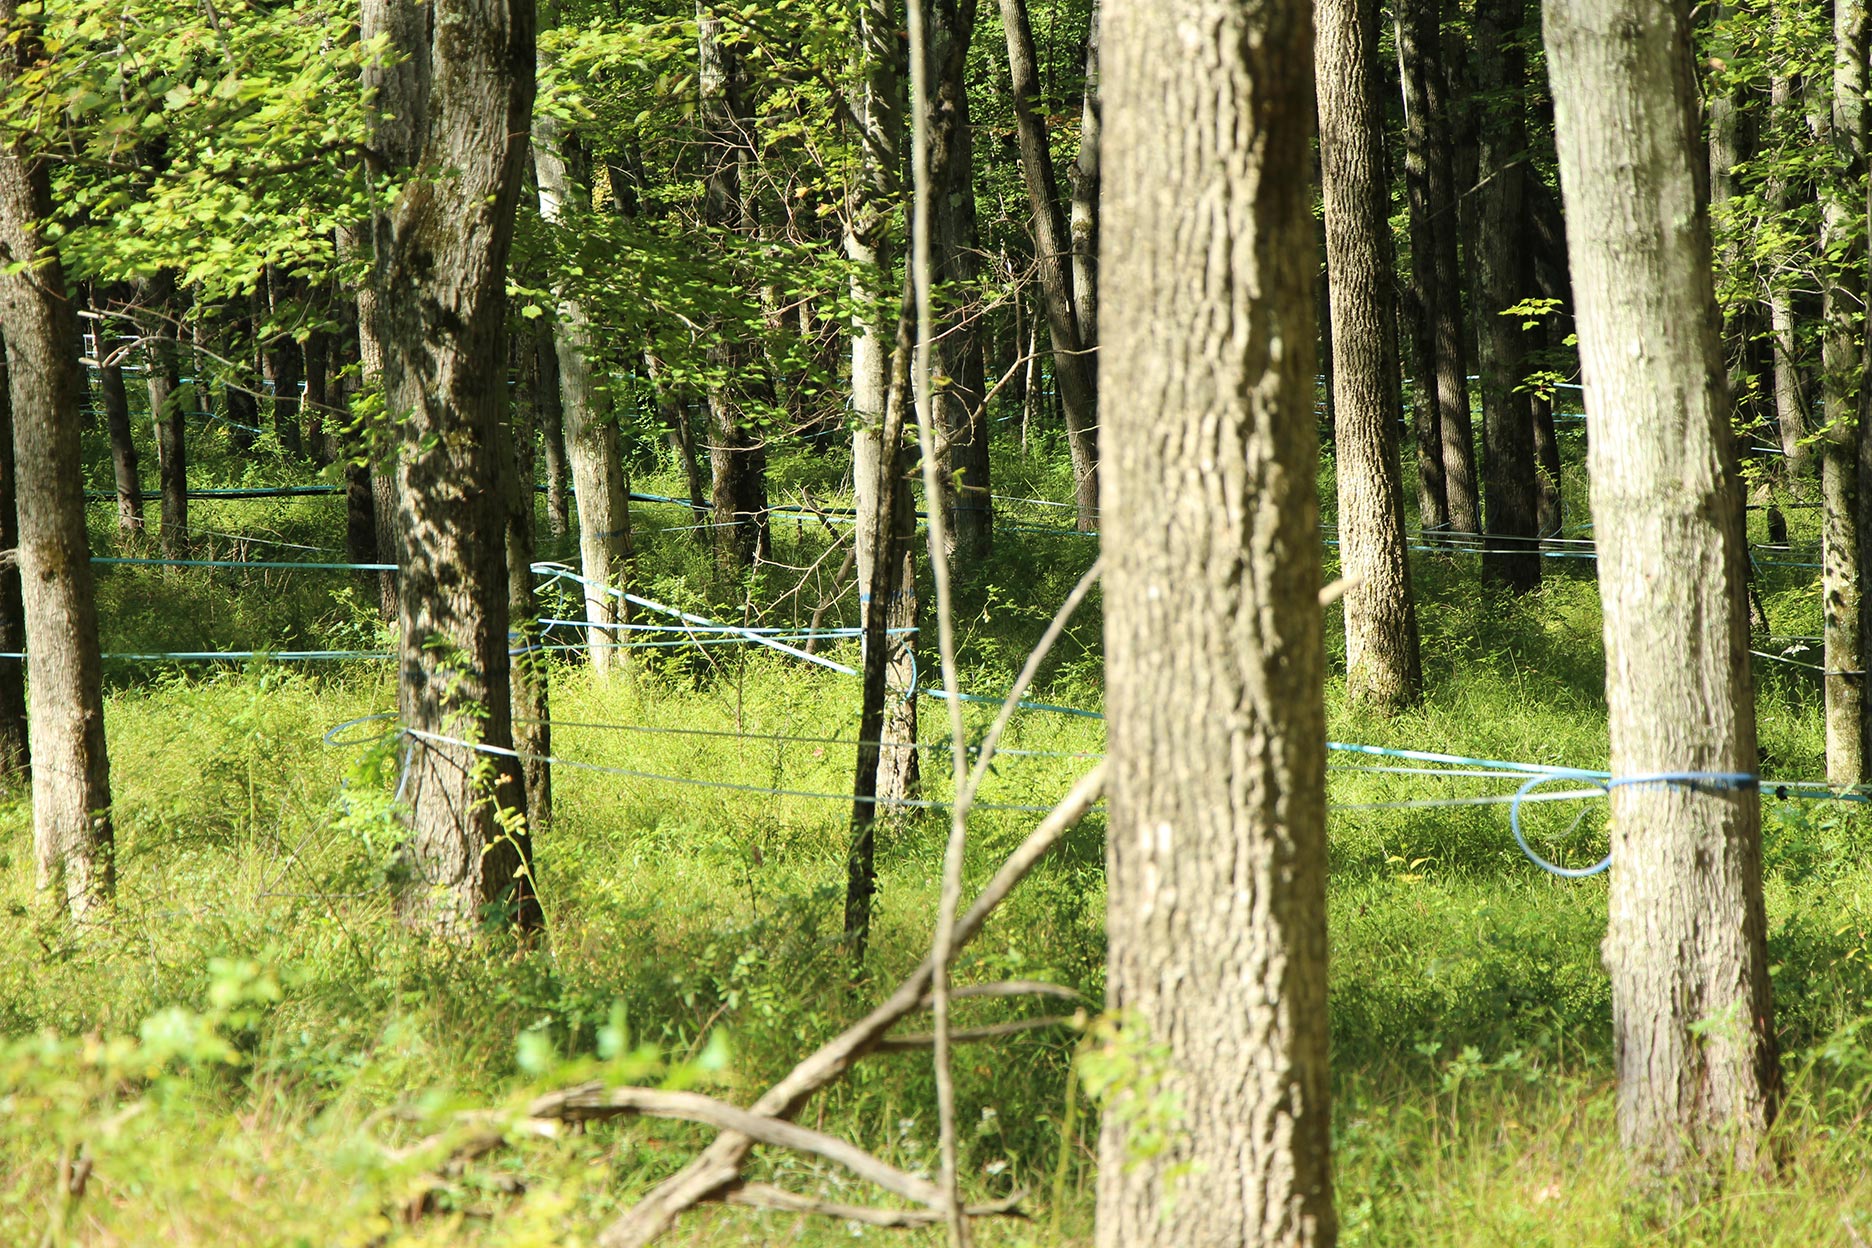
[323,711,401,748]
[1509,770,1759,878]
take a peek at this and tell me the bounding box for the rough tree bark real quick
[998,0,1099,528]
[1818,0,1866,785]
[1318,0,1422,708]
[0,3,115,913]
[1098,0,1335,1241]
[361,0,539,937]
[1546,0,1781,1173]
[1472,0,1540,591]
[534,104,632,677]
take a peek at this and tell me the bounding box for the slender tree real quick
[361,0,539,936]
[0,1,115,914]
[699,6,771,571]
[90,288,143,537]
[1098,0,1334,1241]
[1546,0,1781,1171]
[845,0,921,817]
[138,271,188,554]
[1395,0,1447,530]
[0,347,27,783]
[534,95,633,676]
[1471,0,1540,590]
[1317,0,1422,707]
[1818,0,1866,784]
[504,330,553,842]
[998,0,1099,528]
[931,0,992,557]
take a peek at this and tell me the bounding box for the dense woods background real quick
[3,0,1872,1242]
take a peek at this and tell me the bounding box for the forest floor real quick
[6,419,1872,1245]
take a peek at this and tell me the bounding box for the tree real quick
[1317,0,1422,708]
[361,0,539,937]
[930,0,992,558]
[1397,0,1478,535]
[1395,0,1447,531]
[534,68,633,678]
[1097,0,1334,1239]
[998,0,1099,529]
[0,0,115,915]
[698,6,771,572]
[1818,0,1866,784]
[1545,0,1780,1172]
[0,345,27,783]
[90,287,144,538]
[1471,0,1540,591]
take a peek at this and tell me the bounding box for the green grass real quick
[6,417,1872,1244]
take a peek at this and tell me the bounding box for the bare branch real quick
[595,762,1107,1248]
[875,1016,1078,1052]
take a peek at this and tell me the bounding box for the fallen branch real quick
[723,1181,1029,1228]
[875,1015,1078,1052]
[595,762,1107,1248]
[923,980,1084,1008]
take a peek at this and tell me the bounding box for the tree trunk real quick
[263,271,306,458]
[1097,0,1335,1242]
[534,115,632,677]
[93,296,143,537]
[1819,0,1867,786]
[0,351,28,782]
[1546,0,1780,1173]
[1472,0,1540,591]
[1766,72,1809,486]
[536,322,570,541]
[845,0,920,814]
[1069,0,1100,354]
[699,7,770,572]
[0,10,115,913]
[140,272,188,554]
[932,0,992,558]
[1395,0,1448,530]
[503,332,553,849]
[304,319,334,466]
[362,0,538,938]
[1317,0,1422,707]
[998,0,1099,528]
[1414,0,1478,534]
[845,306,913,961]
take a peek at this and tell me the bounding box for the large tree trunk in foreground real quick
[534,115,632,677]
[1546,0,1780,1174]
[1318,0,1422,708]
[1472,0,1540,591]
[0,10,114,914]
[362,0,538,937]
[999,0,1099,528]
[1098,0,1335,1240]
